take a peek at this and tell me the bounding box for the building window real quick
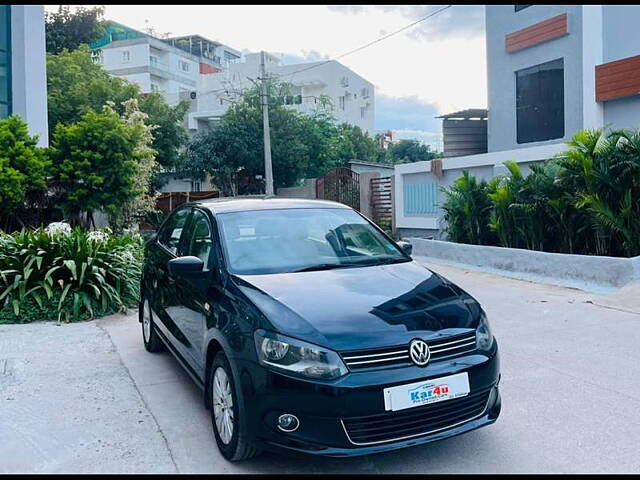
[340,76,349,87]
[516,58,564,144]
[122,50,131,63]
[514,5,532,12]
[339,96,345,110]
[0,5,10,119]
[361,87,370,99]
[150,83,160,92]
[150,55,159,66]
[179,60,190,72]
[404,183,438,216]
[360,106,366,119]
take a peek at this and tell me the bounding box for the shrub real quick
[442,170,494,245]
[0,115,50,228]
[48,100,157,231]
[440,127,640,258]
[0,226,143,323]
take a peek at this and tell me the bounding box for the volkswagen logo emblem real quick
[409,339,430,366]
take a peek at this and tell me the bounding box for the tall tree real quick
[49,102,157,229]
[0,116,50,224]
[333,123,379,166]
[45,5,106,55]
[386,139,442,164]
[47,46,189,181]
[46,46,139,136]
[138,92,190,188]
[183,79,340,195]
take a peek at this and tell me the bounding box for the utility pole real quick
[259,51,274,196]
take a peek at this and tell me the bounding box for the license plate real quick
[383,372,470,412]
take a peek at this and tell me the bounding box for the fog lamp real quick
[277,413,300,432]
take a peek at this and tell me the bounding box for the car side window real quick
[183,209,214,267]
[159,208,190,255]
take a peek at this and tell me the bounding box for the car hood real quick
[233,260,480,351]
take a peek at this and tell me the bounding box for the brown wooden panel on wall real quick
[596,55,640,102]
[505,14,568,53]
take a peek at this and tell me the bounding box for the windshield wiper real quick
[360,256,410,267]
[291,263,362,273]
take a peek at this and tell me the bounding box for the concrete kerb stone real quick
[407,237,640,293]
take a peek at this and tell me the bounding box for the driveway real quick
[2,259,640,473]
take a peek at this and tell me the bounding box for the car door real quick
[172,208,215,374]
[151,206,193,363]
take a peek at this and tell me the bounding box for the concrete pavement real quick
[2,259,640,473]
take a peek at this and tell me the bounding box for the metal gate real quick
[316,167,360,211]
[370,176,393,227]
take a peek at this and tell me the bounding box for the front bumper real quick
[235,346,501,457]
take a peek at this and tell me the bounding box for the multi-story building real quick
[1,5,48,145]
[90,22,241,193]
[90,22,241,103]
[395,5,640,238]
[187,52,375,135]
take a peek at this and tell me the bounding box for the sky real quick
[47,5,487,150]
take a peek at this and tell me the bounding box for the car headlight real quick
[254,330,348,380]
[476,312,494,353]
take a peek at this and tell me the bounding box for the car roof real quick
[186,196,352,215]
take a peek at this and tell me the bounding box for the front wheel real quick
[141,297,164,353]
[209,352,261,461]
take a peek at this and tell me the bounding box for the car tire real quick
[140,297,164,353]
[209,352,261,461]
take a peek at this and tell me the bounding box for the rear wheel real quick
[209,352,261,461]
[141,297,164,353]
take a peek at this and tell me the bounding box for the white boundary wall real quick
[394,143,566,234]
[409,238,640,293]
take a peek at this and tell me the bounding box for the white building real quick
[187,52,375,134]
[91,22,241,104]
[1,5,48,146]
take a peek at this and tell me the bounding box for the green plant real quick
[0,115,50,225]
[49,101,157,230]
[47,45,189,174]
[0,227,143,323]
[440,127,640,258]
[45,5,106,55]
[441,170,494,245]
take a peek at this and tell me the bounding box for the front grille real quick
[341,332,476,371]
[341,386,492,445]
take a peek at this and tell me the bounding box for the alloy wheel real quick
[142,300,152,343]
[212,367,235,444]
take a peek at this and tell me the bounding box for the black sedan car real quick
[140,197,501,461]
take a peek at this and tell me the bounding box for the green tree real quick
[47,46,189,181]
[333,123,378,165]
[184,100,308,196]
[45,6,106,55]
[183,79,339,195]
[386,139,442,164]
[441,170,494,245]
[49,102,156,229]
[0,116,50,223]
[297,112,340,179]
[138,92,190,187]
[46,45,138,137]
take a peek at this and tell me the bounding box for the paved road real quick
[2,259,640,473]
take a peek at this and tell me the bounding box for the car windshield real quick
[217,207,409,275]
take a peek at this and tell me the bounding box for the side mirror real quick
[397,240,413,256]
[168,256,204,277]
